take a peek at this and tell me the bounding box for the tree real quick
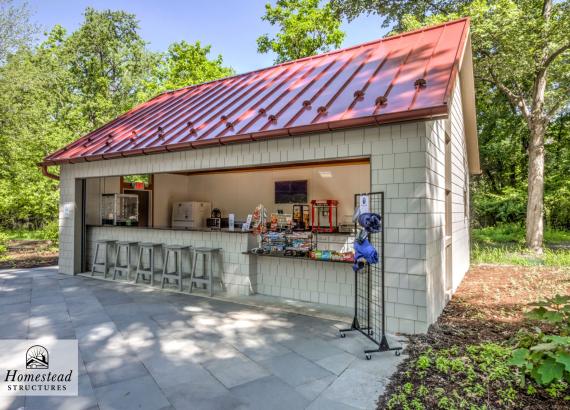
[63,7,159,129]
[0,7,236,229]
[145,40,234,96]
[0,0,35,63]
[0,27,74,227]
[332,0,469,30]
[0,8,159,228]
[257,0,345,63]
[337,0,570,252]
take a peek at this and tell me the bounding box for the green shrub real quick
[37,220,59,244]
[545,179,570,230]
[509,295,570,386]
[473,186,527,227]
[472,223,525,245]
[0,232,8,256]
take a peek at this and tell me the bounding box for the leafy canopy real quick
[396,0,570,126]
[332,0,470,29]
[335,0,570,233]
[146,40,234,96]
[64,7,159,129]
[257,0,345,63]
[0,0,36,63]
[0,7,234,229]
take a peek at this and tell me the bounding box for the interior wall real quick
[153,173,190,227]
[85,176,121,225]
[85,164,370,228]
[164,163,370,223]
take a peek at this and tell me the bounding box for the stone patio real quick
[0,266,405,410]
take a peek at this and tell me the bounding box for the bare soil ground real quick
[0,239,58,269]
[377,264,570,409]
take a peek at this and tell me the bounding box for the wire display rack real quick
[339,192,402,359]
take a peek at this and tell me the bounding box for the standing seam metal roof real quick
[42,18,470,165]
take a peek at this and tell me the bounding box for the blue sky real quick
[24,0,389,74]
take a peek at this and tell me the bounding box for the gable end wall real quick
[424,75,471,325]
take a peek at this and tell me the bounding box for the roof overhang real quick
[39,105,448,167]
[458,35,481,175]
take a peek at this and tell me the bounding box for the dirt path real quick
[0,240,58,269]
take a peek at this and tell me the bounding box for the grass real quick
[472,224,570,267]
[0,226,58,242]
[472,224,570,246]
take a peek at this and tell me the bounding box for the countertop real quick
[87,225,357,236]
[87,224,251,234]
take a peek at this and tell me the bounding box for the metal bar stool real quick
[189,247,222,296]
[161,245,192,291]
[91,240,117,278]
[112,241,138,281]
[135,243,163,286]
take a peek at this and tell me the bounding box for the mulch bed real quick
[377,264,570,410]
[0,239,58,269]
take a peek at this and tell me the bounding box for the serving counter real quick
[86,225,356,308]
[87,225,255,296]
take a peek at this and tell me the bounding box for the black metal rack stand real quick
[339,192,402,359]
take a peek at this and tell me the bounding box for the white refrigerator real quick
[171,202,211,228]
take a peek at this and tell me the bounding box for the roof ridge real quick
[158,17,470,97]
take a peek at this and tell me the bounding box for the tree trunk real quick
[525,0,551,253]
[525,123,545,253]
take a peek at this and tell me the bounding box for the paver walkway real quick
[0,266,404,410]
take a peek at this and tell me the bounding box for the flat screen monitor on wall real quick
[275,180,308,204]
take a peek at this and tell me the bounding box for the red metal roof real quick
[42,18,470,166]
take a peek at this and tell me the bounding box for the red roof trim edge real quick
[39,105,448,166]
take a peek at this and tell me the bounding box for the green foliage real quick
[545,116,570,229]
[0,225,58,242]
[0,7,233,230]
[527,295,570,337]
[473,186,527,227]
[144,40,234,97]
[64,8,160,129]
[472,225,570,266]
[472,109,570,229]
[510,295,570,386]
[472,243,570,267]
[332,0,469,29]
[0,0,36,63]
[473,224,570,246]
[257,0,345,63]
[0,231,7,256]
[35,220,59,243]
[386,342,519,409]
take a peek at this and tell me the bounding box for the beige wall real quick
[85,176,121,225]
[179,163,369,222]
[425,75,471,327]
[58,121,459,334]
[86,164,370,228]
[152,173,189,227]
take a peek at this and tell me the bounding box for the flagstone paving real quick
[0,266,405,410]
